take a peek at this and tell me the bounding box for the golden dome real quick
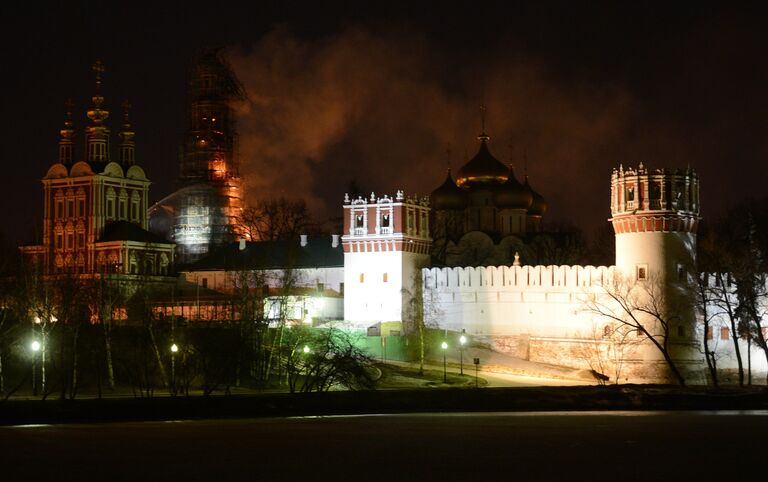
[431,170,468,210]
[524,176,548,216]
[455,133,509,188]
[493,167,533,209]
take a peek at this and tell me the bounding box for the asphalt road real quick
[2,411,765,481]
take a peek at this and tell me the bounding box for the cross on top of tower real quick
[93,60,105,82]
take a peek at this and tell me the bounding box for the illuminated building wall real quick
[180,235,345,324]
[342,191,432,331]
[420,164,714,383]
[173,49,246,264]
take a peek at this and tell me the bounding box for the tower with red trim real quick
[610,163,702,381]
[610,163,700,283]
[342,191,431,332]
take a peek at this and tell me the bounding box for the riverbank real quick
[2,385,768,426]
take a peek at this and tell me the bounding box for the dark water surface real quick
[2,411,765,481]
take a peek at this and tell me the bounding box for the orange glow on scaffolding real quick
[209,159,226,180]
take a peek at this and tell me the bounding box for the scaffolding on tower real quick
[152,48,247,265]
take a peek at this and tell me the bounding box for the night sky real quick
[2,2,767,246]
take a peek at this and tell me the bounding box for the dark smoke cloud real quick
[227,18,768,236]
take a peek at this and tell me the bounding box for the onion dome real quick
[524,176,548,216]
[493,166,533,209]
[431,169,468,210]
[455,133,509,188]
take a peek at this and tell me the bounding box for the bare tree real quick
[236,198,310,241]
[92,275,129,391]
[264,266,303,384]
[285,325,376,393]
[695,273,721,388]
[586,273,690,386]
[574,321,640,385]
[731,218,768,385]
[125,279,169,391]
[403,264,443,376]
[523,229,587,266]
[228,267,268,385]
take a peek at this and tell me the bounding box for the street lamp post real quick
[33,314,55,395]
[441,341,448,383]
[170,343,179,396]
[459,334,467,376]
[30,340,40,396]
[301,345,311,392]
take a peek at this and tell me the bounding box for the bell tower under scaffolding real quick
[173,48,246,264]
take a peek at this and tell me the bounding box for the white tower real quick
[342,191,431,335]
[610,163,702,382]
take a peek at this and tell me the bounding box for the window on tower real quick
[359,273,364,283]
[636,264,648,281]
[354,213,366,235]
[650,183,661,209]
[626,186,635,209]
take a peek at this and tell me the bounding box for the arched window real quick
[131,191,141,222]
[106,188,116,220]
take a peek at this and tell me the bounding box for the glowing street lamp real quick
[303,345,311,354]
[441,341,448,383]
[459,334,467,376]
[31,340,41,352]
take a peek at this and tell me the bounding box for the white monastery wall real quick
[423,264,615,339]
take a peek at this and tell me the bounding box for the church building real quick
[20,62,175,279]
[430,129,548,267]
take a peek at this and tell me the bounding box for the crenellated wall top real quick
[423,264,616,291]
